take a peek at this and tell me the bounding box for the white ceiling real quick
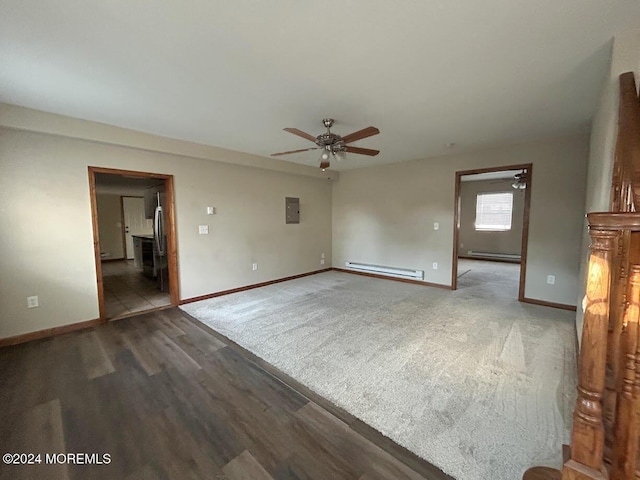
[1,1,639,171]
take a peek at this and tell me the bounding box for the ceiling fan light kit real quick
[272,118,380,169]
[512,171,527,189]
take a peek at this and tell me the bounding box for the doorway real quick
[89,166,179,321]
[451,164,532,301]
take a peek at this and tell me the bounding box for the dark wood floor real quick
[0,308,450,480]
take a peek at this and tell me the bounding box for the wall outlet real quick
[432,262,438,270]
[320,259,325,265]
[206,206,216,215]
[198,225,209,235]
[547,275,556,285]
[27,295,39,308]
[252,263,258,271]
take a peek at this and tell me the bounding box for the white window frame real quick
[475,192,513,232]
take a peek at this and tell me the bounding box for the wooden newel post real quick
[563,226,618,480]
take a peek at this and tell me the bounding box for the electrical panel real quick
[285,197,300,224]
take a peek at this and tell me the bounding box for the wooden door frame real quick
[451,163,532,302]
[89,166,180,320]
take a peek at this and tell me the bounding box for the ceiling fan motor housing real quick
[316,119,346,153]
[316,133,345,149]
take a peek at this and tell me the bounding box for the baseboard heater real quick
[466,251,521,261]
[344,262,424,280]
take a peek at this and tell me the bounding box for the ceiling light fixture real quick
[319,146,331,170]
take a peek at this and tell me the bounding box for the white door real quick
[122,197,149,259]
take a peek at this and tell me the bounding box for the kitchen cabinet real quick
[133,237,143,269]
[132,234,154,274]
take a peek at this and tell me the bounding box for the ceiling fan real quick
[271,118,380,170]
[485,170,528,189]
[512,171,527,190]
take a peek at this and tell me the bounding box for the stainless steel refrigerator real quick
[152,190,169,293]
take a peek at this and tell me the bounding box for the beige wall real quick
[0,125,332,339]
[0,103,595,339]
[459,178,524,256]
[96,194,125,259]
[576,30,640,340]
[333,134,588,306]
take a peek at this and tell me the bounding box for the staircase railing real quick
[523,72,640,480]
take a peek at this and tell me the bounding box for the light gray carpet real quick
[181,260,576,480]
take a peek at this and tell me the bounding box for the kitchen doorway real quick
[451,164,532,301]
[89,167,179,321]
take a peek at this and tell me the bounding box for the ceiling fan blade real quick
[342,126,380,144]
[345,146,380,156]
[320,159,330,169]
[283,128,317,143]
[271,147,318,157]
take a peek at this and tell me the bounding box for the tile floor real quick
[102,260,171,319]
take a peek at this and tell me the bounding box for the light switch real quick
[434,222,439,230]
[198,225,209,235]
[206,206,216,215]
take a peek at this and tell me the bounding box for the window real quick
[475,192,513,231]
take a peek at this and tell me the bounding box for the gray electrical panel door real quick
[285,197,300,224]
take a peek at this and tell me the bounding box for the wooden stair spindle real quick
[634,263,640,480]
[563,224,618,480]
[610,265,640,479]
[635,335,640,480]
[603,230,627,465]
